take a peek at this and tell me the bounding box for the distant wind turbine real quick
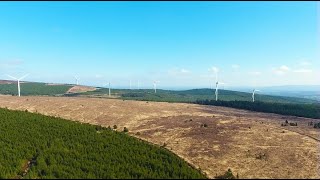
[252,89,260,102]
[153,81,159,93]
[213,68,226,101]
[214,69,219,101]
[108,82,111,97]
[74,76,80,85]
[6,74,29,97]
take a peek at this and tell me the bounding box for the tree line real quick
[195,100,320,119]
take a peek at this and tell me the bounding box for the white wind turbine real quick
[6,74,29,97]
[153,80,159,93]
[102,82,111,97]
[213,68,219,101]
[108,82,111,97]
[252,89,260,102]
[74,76,80,85]
[212,68,226,101]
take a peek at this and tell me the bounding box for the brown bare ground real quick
[0,80,14,84]
[0,95,319,179]
[46,83,68,86]
[66,85,97,93]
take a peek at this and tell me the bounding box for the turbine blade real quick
[6,74,18,80]
[18,74,29,80]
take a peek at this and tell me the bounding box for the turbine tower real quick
[6,74,29,97]
[108,82,111,97]
[215,81,219,101]
[252,89,260,102]
[213,68,225,101]
[130,80,132,90]
[153,81,159,93]
[214,69,219,101]
[74,76,80,85]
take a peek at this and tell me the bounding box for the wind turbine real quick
[6,74,29,97]
[153,81,159,93]
[252,89,260,102]
[74,76,80,85]
[108,82,111,97]
[130,80,132,90]
[214,69,219,101]
[213,69,225,101]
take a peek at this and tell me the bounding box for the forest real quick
[0,108,206,179]
[195,100,320,119]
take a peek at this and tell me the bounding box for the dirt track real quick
[0,95,319,179]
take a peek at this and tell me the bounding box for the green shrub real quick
[215,168,236,179]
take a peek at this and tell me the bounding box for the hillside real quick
[74,88,318,104]
[0,82,71,96]
[0,80,316,105]
[0,96,319,179]
[0,107,206,179]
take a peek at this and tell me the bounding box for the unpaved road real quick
[0,95,319,179]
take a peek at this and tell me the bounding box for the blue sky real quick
[0,2,319,89]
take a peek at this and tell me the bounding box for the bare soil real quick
[0,95,319,179]
[0,80,14,84]
[66,85,97,93]
[46,83,68,86]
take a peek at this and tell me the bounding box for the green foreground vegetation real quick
[0,108,206,179]
[0,82,71,96]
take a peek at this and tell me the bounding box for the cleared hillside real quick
[0,95,319,179]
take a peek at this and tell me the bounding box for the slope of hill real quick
[0,107,206,179]
[0,82,72,96]
[77,88,318,104]
[66,85,97,94]
[195,99,320,119]
[0,96,319,179]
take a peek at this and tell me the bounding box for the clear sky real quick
[0,1,319,89]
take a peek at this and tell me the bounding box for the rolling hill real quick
[0,82,72,96]
[0,80,316,104]
[74,88,318,104]
[1,81,318,119]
